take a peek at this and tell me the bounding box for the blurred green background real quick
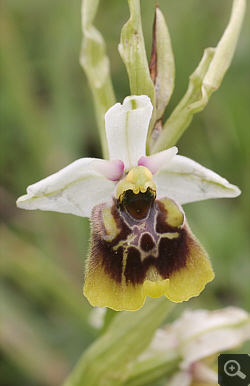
[0,0,249,385]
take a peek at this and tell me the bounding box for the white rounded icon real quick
[224,360,246,379]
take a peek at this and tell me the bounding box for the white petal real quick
[172,307,250,368]
[192,362,217,383]
[181,322,250,369]
[167,371,192,386]
[154,155,241,204]
[139,328,178,361]
[174,307,249,343]
[16,158,115,217]
[138,146,178,175]
[105,95,153,170]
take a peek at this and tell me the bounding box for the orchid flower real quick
[17,95,240,311]
[139,307,250,386]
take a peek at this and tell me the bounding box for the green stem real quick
[63,297,174,386]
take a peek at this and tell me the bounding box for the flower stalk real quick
[63,297,174,386]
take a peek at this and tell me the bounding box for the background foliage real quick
[1,0,249,385]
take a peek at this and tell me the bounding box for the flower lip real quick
[84,194,215,311]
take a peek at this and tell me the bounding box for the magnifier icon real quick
[224,360,246,379]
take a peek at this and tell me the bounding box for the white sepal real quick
[154,155,241,204]
[16,158,115,217]
[105,95,153,171]
[173,307,250,369]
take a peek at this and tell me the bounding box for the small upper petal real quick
[154,155,241,204]
[138,146,178,174]
[16,158,115,217]
[105,95,153,170]
[90,159,124,181]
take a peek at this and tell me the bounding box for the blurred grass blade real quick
[0,286,69,386]
[0,6,50,176]
[80,0,116,159]
[122,352,179,386]
[118,0,156,154]
[63,297,174,386]
[152,0,246,153]
[150,5,175,122]
[1,225,93,333]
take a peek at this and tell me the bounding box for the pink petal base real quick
[138,146,178,175]
[191,362,217,383]
[90,159,124,181]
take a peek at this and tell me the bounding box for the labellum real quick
[84,166,214,311]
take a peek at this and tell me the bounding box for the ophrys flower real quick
[17,95,240,311]
[137,307,250,386]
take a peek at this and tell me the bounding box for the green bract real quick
[150,6,175,122]
[118,0,246,153]
[80,0,246,155]
[119,0,156,153]
[80,0,116,159]
[152,0,246,152]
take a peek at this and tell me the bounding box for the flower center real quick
[121,188,155,219]
[115,166,157,200]
[115,166,157,220]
